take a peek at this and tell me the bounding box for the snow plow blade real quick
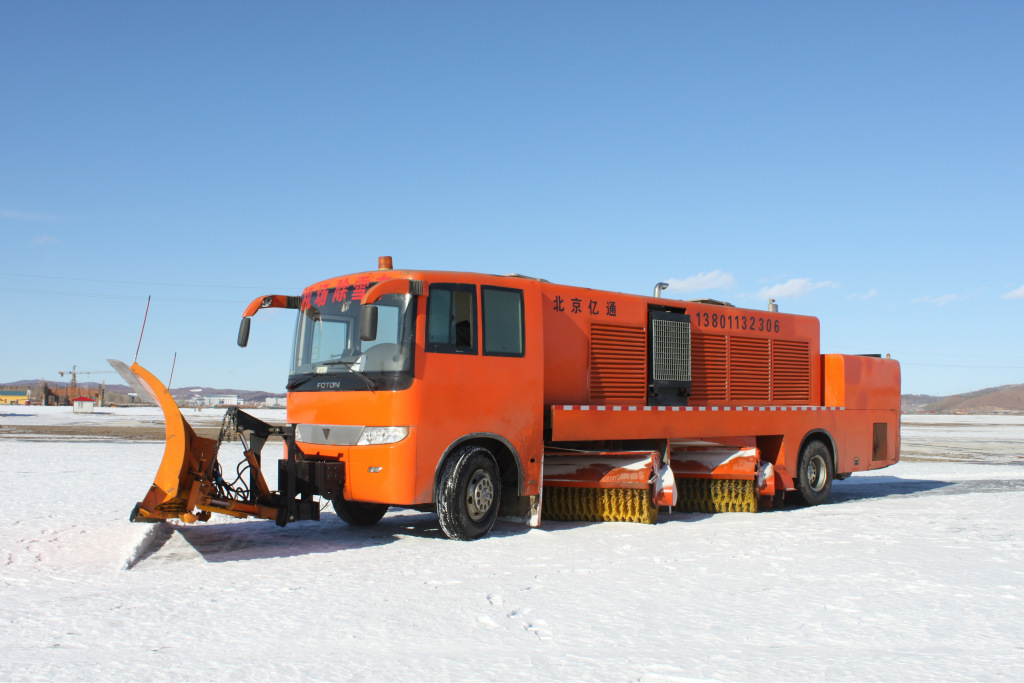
[108,359,280,524]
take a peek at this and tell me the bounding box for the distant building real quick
[73,397,95,413]
[204,395,240,407]
[0,390,31,405]
[265,396,286,408]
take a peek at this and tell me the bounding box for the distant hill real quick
[910,384,1024,415]
[901,394,944,413]
[0,379,284,405]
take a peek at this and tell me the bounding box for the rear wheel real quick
[333,496,389,526]
[796,440,833,506]
[436,444,500,541]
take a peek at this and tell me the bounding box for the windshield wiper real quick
[286,372,317,391]
[317,360,377,392]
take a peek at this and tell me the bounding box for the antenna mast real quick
[134,295,151,364]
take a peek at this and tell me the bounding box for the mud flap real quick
[498,494,542,527]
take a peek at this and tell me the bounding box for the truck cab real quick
[274,264,545,539]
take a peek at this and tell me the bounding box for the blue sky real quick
[2,2,1021,396]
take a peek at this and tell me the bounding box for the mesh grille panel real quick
[652,318,691,382]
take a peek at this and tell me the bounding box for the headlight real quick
[356,426,409,445]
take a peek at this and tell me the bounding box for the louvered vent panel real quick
[589,323,647,405]
[690,332,727,401]
[729,336,770,401]
[771,339,811,402]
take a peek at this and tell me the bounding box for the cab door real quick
[414,281,543,502]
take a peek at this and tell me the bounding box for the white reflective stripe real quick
[555,403,851,412]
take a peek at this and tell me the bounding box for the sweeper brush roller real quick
[543,486,658,524]
[541,450,667,524]
[674,478,757,513]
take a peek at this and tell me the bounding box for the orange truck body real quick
[286,262,898,509]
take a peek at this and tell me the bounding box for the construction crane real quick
[57,365,116,401]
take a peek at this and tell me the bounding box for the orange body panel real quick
[670,442,760,480]
[542,451,658,490]
[824,354,901,410]
[243,294,294,318]
[287,385,421,504]
[549,401,899,481]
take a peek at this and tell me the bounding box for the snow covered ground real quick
[2,408,1022,681]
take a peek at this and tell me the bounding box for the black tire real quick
[333,496,389,526]
[436,444,500,541]
[795,440,833,506]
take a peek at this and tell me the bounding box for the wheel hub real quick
[466,469,494,522]
[806,455,827,491]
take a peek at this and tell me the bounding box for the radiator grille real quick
[589,323,647,405]
[690,333,727,401]
[651,318,691,382]
[771,339,811,401]
[729,336,770,401]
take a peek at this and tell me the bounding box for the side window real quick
[426,284,477,354]
[482,286,525,357]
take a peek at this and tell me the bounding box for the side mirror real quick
[360,305,379,342]
[237,317,251,347]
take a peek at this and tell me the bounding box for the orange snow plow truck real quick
[114,257,900,541]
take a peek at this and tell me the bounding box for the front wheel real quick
[795,440,833,506]
[436,444,500,541]
[333,496,389,526]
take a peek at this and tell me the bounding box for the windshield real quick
[289,286,416,391]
